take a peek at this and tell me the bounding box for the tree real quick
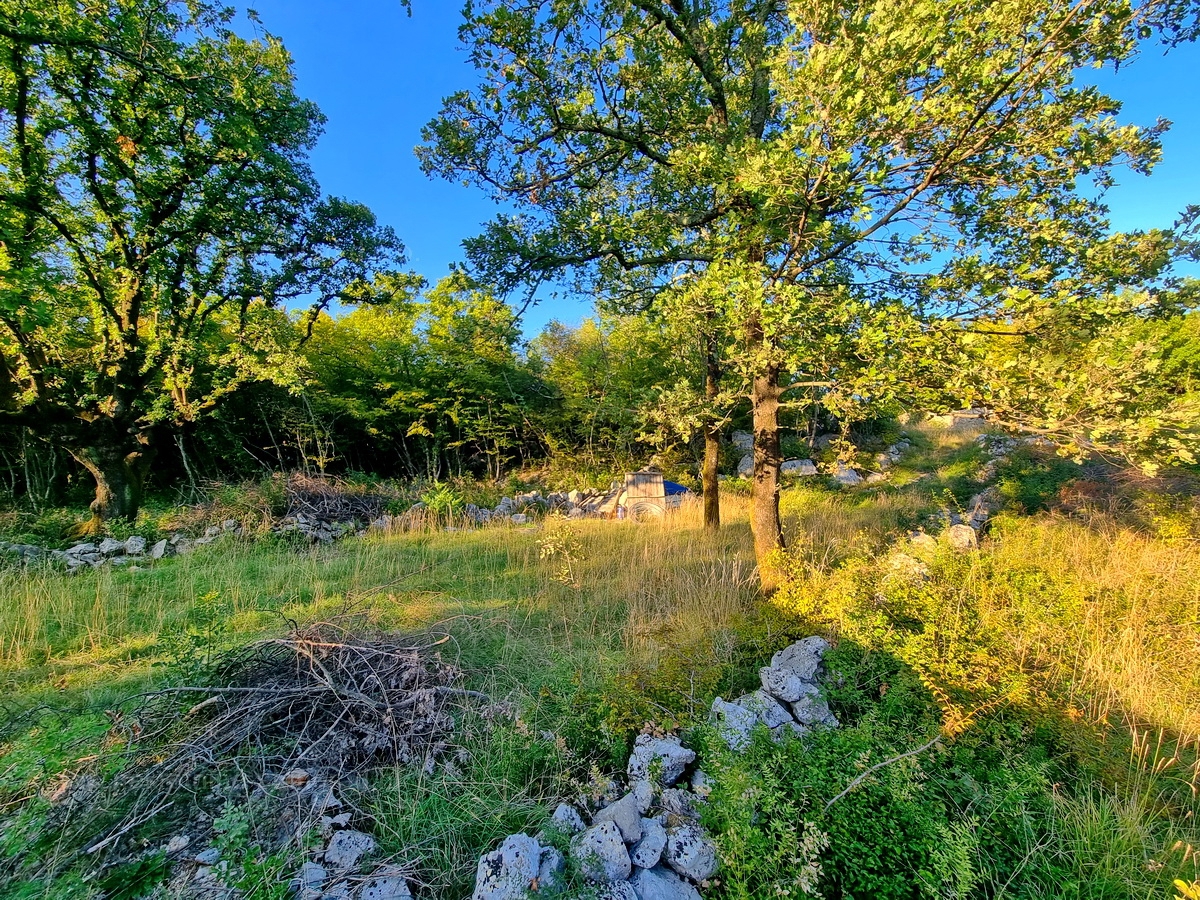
[421,0,1199,589]
[0,0,406,527]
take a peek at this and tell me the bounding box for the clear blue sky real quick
[240,1,1200,335]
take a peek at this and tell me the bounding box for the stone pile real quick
[274,513,360,544]
[0,525,243,573]
[709,636,839,750]
[470,636,838,900]
[472,732,717,900]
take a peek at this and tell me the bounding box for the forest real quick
[1,1,1199,899]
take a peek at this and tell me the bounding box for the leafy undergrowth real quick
[1,426,1198,897]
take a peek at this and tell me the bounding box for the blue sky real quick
[241,1,1200,335]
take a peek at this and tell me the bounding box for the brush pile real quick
[44,628,477,868]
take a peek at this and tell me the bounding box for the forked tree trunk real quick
[69,437,153,531]
[702,331,722,530]
[750,367,785,592]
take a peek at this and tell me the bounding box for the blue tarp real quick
[663,480,690,496]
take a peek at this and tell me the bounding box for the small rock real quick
[203,525,221,538]
[593,792,642,844]
[149,539,169,560]
[98,537,125,556]
[194,848,221,866]
[509,513,529,525]
[770,636,831,683]
[789,683,839,728]
[832,464,863,486]
[736,454,754,477]
[884,552,929,582]
[165,834,190,854]
[292,861,327,892]
[323,830,375,870]
[733,690,793,729]
[631,865,703,900]
[688,770,712,799]
[771,720,809,742]
[630,816,668,868]
[731,430,753,452]
[571,821,631,884]
[472,833,541,900]
[944,523,978,552]
[908,531,938,553]
[780,458,818,476]
[626,734,696,787]
[759,665,807,703]
[709,696,758,751]
[360,874,412,900]
[631,778,654,814]
[550,802,586,835]
[659,789,701,824]
[664,824,719,883]
[537,846,565,894]
[124,535,147,555]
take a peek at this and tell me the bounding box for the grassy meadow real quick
[0,426,1198,899]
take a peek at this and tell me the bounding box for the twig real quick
[824,734,943,811]
[85,800,174,854]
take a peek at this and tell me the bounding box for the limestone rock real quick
[292,861,327,892]
[832,464,863,486]
[770,636,830,684]
[593,792,642,844]
[509,513,529,525]
[710,696,758,751]
[733,689,793,729]
[472,833,542,900]
[630,865,703,900]
[98,537,125,556]
[596,883,638,900]
[659,789,700,824]
[631,778,654,814]
[731,430,753,452]
[571,821,631,883]
[759,665,807,703]
[781,458,818,476]
[688,770,711,799]
[736,454,753,477]
[626,734,695,787]
[550,802,585,835]
[360,874,412,900]
[124,535,147,555]
[630,815,668,868]
[664,824,719,883]
[944,523,978,552]
[537,846,565,894]
[149,539,170,560]
[789,683,839,728]
[771,720,809,742]
[323,830,375,870]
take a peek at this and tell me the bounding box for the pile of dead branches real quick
[284,474,390,524]
[43,627,481,865]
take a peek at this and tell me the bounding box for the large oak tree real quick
[422,0,1198,589]
[0,0,405,528]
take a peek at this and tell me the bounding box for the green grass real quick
[2,425,1199,898]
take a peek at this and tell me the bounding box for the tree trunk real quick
[750,367,785,592]
[702,330,722,530]
[69,436,153,531]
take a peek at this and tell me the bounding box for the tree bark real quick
[68,433,153,530]
[702,330,721,530]
[750,367,785,592]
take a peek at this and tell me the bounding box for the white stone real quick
[832,464,863,486]
[123,535,147,555]
[789,683,839,728]
[630,816,668,868]
[360,874,412,900]
[292,861,327,892]
[736,454,753,477]
[323,830,375,870]
[98,537,125,555]
[759,665,807,703]
[664,824,719,883]
[731,430,753,452]
[631,778,654,814]
[596,883,638,900]
[593,792,643,844]
[550,802,585,835]
[781,458,818,476]
[630,866,703,900]
[626,734,695,787]
[149,539,169,560]
[472,833,541,900]
[733,690,793,729]
[537,846,565,894]
[659,789,700,823]
[571,821,631,883]
[509,513,529,525]
[710,697,758,751]
[770,636,830,684]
